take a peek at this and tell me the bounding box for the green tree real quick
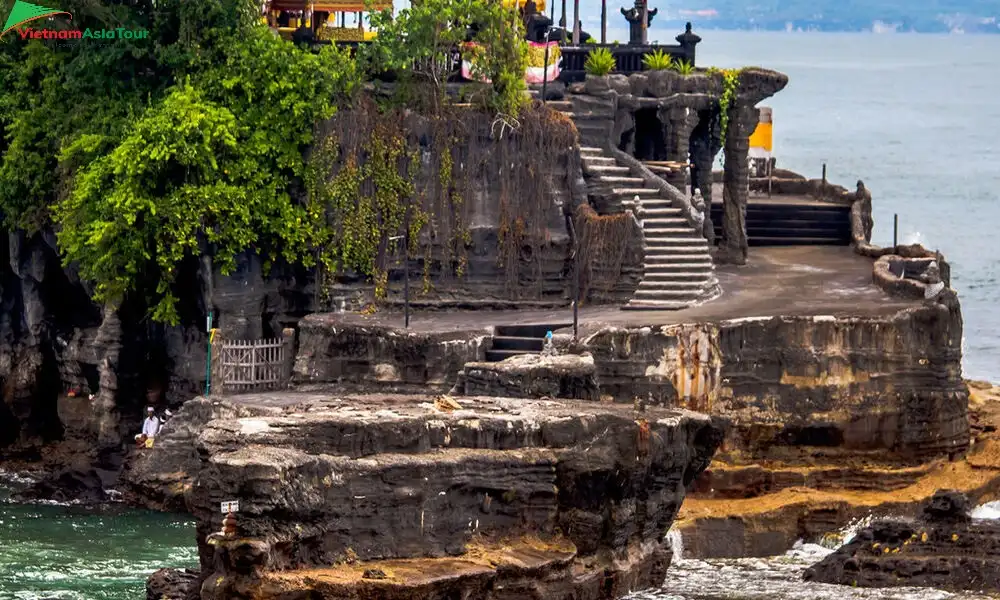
[53,28,360,324]
[363,0,526,115]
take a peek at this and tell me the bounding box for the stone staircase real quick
[577,146,717,310]
[527,89,717,310]
[485,323,570,362]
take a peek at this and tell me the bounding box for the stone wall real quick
[291,315,489,393]
[583,309,968,463]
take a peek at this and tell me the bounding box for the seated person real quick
[134,406,161,448]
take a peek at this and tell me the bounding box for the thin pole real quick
[640,0,648,44]
[601,0,607,43]
[560,0,567,43]
[541,31,551,103]
[404,208,411,329]
[572,0,580,44]
[204,311,213,396]
[893,213,898,248]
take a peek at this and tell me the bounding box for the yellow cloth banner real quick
[749,107,773,158]
[749,122,772,153]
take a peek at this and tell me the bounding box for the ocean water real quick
[0,478,197,600]
[1,31,998,600]
[690,31,1000,382]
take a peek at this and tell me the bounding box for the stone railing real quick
[844,180,953,303]
[610,147,704,232]
[558,43,695,83]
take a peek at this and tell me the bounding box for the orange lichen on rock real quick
[676,381,1000,559]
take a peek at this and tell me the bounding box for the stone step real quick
[644,228,704,237]
[637,276,711,287]
[637,199,680,210]
[641,207,684,218]
[484,349,537,362]
[581,154,615,164]
[643,249,713,260]
[641,218,691,227]
[597,176,646,186]
[584,164,631,175]
[622,299,693,311]
[491,336,545,352]
[641,269,713,280]
[643,252,715,270]
[579,146,604,155]
[544,101,573,111]
[632,288,704,300]
[642,264,714,275]
[644,240,710,251]
[613,188,659,197]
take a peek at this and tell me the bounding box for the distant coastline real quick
[594,20,999,36]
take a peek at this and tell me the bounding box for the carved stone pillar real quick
[688,111,718,243]
[659,106,696,193]
[719,104,759,265]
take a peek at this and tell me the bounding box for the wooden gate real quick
[219,337,289,394]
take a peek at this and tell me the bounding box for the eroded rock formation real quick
[583,306,968,463]
[125,393,725,599]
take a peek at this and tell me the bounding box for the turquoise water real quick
[0,487,198,600]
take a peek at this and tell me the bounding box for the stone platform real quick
[126,393,724,600]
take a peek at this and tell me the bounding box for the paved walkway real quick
[308,246,916,335]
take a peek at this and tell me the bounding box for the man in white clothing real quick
[135,406,161,448]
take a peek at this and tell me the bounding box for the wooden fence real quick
[212,329,295,395]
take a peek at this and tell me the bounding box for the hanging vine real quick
[308,95,578,304]
[716,68,742,147]
[574,204,638,301]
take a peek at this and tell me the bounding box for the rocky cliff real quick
[584,304,967,463]
[0,101,591,485]
[125,392,725,599]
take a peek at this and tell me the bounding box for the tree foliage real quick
[0,0,537,324]
[52,29,359,323]
[363,0,527,116]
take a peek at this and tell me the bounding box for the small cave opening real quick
[632,108,668,161]
[79,362,100,397]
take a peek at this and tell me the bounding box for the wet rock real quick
[803,491,1000,592]
[14,466,107,504]
[146,568,199,600]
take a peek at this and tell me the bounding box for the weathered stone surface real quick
[584,307,968,462]
[291,316,489,392]
[147,568,200,600]
[129,392,725,599]
[675,381,1000,559]
[463,353,600,400]
[803,491,1000,592]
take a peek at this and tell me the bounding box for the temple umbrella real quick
[572,0,580,44]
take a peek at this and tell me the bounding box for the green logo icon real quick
[1,0,71,38]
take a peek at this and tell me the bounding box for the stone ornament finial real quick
[691,188,705,210]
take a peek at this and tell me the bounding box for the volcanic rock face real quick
[803,491,1000,592]
[585,303,968,463]
[125,392,725,599]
